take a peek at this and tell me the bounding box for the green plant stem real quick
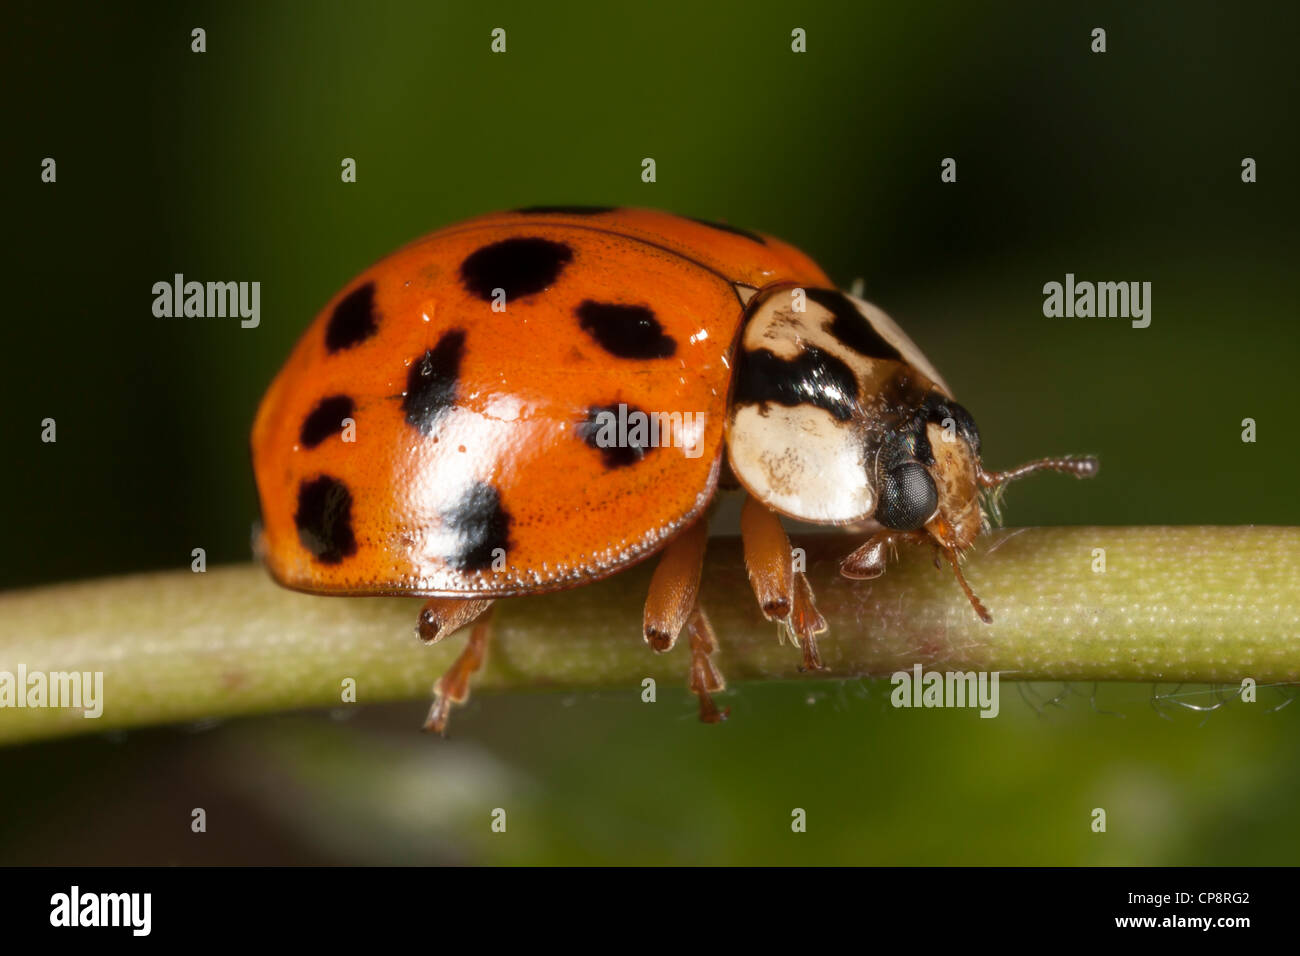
[1,526,1297,745]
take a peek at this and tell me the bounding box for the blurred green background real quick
[3,0,1297,864]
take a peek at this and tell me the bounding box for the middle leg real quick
[642,516,730,721]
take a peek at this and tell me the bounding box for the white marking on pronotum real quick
[727,404,873,523]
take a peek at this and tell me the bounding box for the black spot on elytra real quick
[295,475,357,564]
[459,237,573,302]
[325,282,378,352]
[515,205,616,215]
[688,216,766,245]
[576,300,676,359]
[732,346,859,422]
[299,395,355,449]
[403,330,466,435]
[576,404,657,468]
[442,482,512,571]
[806,288,902,362]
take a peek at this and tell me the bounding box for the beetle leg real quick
[642,517,730,721]
[424,604,494,736]
[416,596,494,644]
[643,517,709,652]
[839,529,928,579]
[740,496,827,671]
[788,572,827,671]
[686,604,729,723]
[841,530,993,624]
[740,495,793,620]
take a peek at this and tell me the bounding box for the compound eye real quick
[875,462,939,531]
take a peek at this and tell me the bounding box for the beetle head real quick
[866,390,1098,622]
[872,393,984,551]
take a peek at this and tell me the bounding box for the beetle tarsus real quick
[423,607,494,735]
[686,605,729,723]
[741,496,828,669]
[790,572,828,671]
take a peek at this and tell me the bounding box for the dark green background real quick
[3,0,1297,864]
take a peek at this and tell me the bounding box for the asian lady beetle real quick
[251,207,1097,732]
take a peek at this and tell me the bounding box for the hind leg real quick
[686,604,728,723]
[740,496,827,671]
[416,598,494,735]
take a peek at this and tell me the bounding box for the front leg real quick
[740,495,827,671]
[838,529,928,579]
[840,530,991,623]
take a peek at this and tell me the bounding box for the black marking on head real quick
[732,346,859,422]
[515,205,616,215]
[873,369,937,431]
[325,282,378,352]
[807,289,903,361]
[875,462,939,531]
[688,217,766,245]
[576,300,676,359]
[921,393,982,454]
[909,426,936,467]
[295,475,357,564]
[876,391,980,474]
[442,482,512,571]
[872,377,946,470]
[403,330,466,436]
[300,395,355,449]
[576,404,656,468]
[459,237,573,302]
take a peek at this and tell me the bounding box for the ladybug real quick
[251,207,1097,732]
